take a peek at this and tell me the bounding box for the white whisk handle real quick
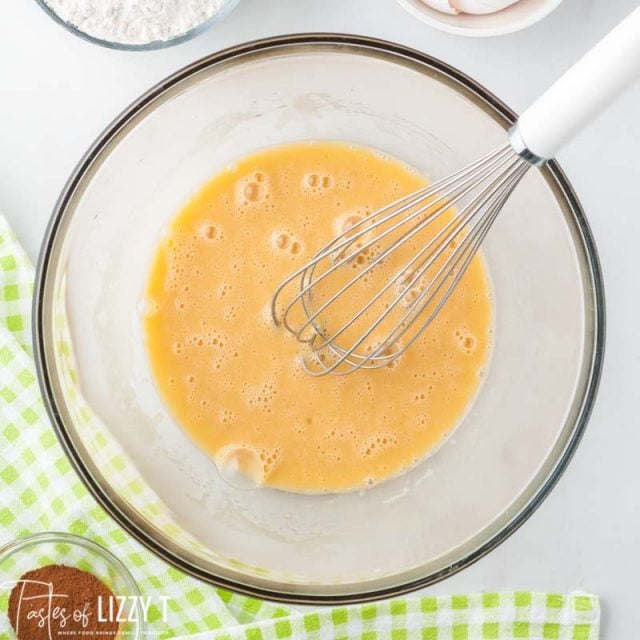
[515,6,640,162]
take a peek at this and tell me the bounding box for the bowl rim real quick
[395,0,565,37]
[0,531,146,638]
[33,33,605,604]
[32,0,242,51]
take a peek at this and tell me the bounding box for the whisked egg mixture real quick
[143,142,493,493]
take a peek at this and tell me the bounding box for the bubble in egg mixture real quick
[238,172,270,205]
[272,230,303,257]
[341,213,365,235]
[275,233,290,250]
[215,444,266,490]
[303,172,334,193]
[201,223,219,240]
[402,287,422,308]
[455,329,478,354]
[244,182,263,202]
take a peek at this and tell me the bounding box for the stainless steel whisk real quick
[272,7,640,376]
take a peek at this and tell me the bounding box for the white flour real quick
[44,0,230,45]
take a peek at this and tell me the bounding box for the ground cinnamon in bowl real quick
[8,564,119,640]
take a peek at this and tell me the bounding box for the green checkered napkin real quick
[0,213,600,639]
[196,593,599,640]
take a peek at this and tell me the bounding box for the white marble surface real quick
[1,0,639,637]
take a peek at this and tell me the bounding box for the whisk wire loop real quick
[278,146,516,342]
[270,145,512,334]
[303,157,529,376]
[272,144,530,376]
[309,157,518,356]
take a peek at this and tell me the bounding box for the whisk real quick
[272,7,640,376]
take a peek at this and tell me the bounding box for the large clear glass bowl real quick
[33,35,604,604]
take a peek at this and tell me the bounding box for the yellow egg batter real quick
[143,142,492,493]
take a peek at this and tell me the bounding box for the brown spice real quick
[8,564,119,640]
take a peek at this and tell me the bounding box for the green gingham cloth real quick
[0,213,600,639]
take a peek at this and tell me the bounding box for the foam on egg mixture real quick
[143,142,493,493]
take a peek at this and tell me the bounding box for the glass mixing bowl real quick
[33,35,604,604]
[0,532,145,639]
[34,0,241,51]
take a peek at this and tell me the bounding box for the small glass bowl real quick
[0,532,145,639]
[33,0,242,51]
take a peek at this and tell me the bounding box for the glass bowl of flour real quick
[35,0,241,50]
